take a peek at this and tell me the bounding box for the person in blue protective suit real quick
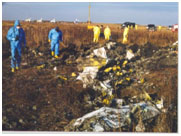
[48,27,63,58]
[6,20,26,72]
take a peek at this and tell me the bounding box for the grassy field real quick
[2,21,178,48]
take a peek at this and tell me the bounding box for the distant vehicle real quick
[147,24,157,31]
[37,18,43,23]
[25,18,31,22]
[50,18,56,23]
[122,22,136,29]
[168,25,172,30]
[74,18,80,24]
[172,24,178,32]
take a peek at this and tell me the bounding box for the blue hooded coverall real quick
[6,20,26,68]
[48,28,63,56]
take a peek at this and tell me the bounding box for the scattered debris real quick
[2,40,178,132]
[65,102,161,131]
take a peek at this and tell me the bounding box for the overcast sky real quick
[2,2,178,26]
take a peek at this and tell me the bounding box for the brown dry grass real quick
[2,21,178,48]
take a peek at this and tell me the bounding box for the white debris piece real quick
[21,62,28,66]
[172,41,178,46]
[93,123,104,132]
[115,99,124,108]
[73,102,160,129]
[73,107,107,126]
[106,42,116,49]
[76,47,108,88]
[93,47,107,59]
[38,52,43,56]
[53,66,57,71]
[126,50,135,60]
[100,81,113,95]
[156,97,164,109]
[76,67,99,88]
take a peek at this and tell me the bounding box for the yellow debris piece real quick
[101,59,107,66]
[116,72,123,76]
[156,100,161,104]
[92,60,100,66]
[89,58,94,61]
[116,72,120,76]
[128,49,133,53]
[67,60,72,64]
[103,99,110,105]
[83,58,107,70]
[140,78,144,84]
[108,95,114,100]
[126,77,131,81]
[143,91,151,101]
[36,64,45,69]
[113,65,117,71]
[123,60,128,66]
[58,75,67,81]
[129,69,133,72]
[117,80,123,85]
[116,66,121,70]
[102,91,107,97]
[71,72,76,77]
[104,67,112,73]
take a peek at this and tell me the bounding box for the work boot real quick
[51,51,55,56]
[16,67,19,70]
[11,68,15,73]
[55,55,59,58]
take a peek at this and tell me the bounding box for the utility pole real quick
[88,2,91,24]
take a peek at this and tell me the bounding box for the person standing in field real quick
[48,27,63,58]
[122,27,129,44]
[104,26,111,41]
[93,25,100,43]
[6,20,26,73]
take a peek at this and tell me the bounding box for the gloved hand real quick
[15,36,19,41]
[48,39,51,43]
